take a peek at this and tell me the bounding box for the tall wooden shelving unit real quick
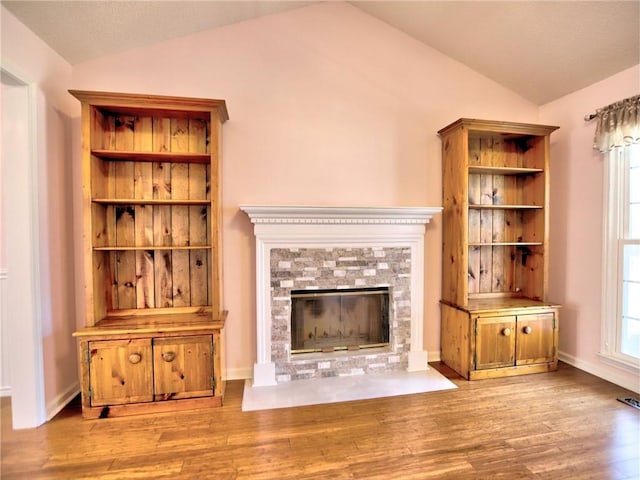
[438,118,560,380]
[71,90,228,418]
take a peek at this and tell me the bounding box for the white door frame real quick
[1,64,46,429]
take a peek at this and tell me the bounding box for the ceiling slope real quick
[2,1,638,104]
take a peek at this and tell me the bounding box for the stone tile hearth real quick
[241,368,457,411]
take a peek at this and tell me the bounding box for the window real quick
[601,143,640,371]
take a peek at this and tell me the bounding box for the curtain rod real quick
[585,94,640,122]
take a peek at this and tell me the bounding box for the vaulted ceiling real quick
[2,1,638,105]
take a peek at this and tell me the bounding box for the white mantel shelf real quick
[240,205,442,224]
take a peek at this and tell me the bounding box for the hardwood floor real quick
[1,362,638,479]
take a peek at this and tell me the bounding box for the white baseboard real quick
[225,367,253,381]
[559,351,640,394]
[46,382,79,421]
[427,350,441,363]
[1,383,79,420]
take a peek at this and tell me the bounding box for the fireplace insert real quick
[290,287,390,354]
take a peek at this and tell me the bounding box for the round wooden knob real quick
[162,351,176,362]
[502,327,512,336]
[128,353,142,364]
[523,326,532,334]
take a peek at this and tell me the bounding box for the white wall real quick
[541,65,640,393]
[0,267,7,396]
[0,73,30,398]
[1,6,78,425]
[1,71,48,427]
[71,2,540,378]
[0,72,8,394]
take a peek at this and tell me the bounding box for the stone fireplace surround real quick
[241,205,441,387]
[272,246,407,380]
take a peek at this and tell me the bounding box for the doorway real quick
[1,68,46,428]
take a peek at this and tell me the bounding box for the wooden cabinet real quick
[475,315,516,370]
[71,90,228,417]
[438,119,560,380]
[475,311,557,370]
[86,334,218,409]
[153,335,215,401]
[442,302,559,379]
[515,312,556,366]
[88,338,153,407]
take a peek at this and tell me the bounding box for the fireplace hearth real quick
[241,205,441,386]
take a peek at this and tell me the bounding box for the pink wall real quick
[6,0,637,395]
[73,2,538,378]
[4,1,636,395]
[71,2,541,378]
[541,65,640,392]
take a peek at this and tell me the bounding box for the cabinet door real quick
[475,316,516,369]
[153,335,214,401]
[516,313,555,365]
[88,339,153,406]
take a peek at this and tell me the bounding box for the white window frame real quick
[600,144,640,373]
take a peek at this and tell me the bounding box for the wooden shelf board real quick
[438,118,559,137]
[93,245,211,251]
[469,166,543,175]
[91,149,211,164]
[69,89,229,122]
[468,204,543,210]
[443,297,560,314]
[73,310,228,336]
[468,242,543,247]
[92,198,210,205]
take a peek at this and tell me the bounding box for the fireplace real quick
[241,205,441,386]
[291,287,390,354]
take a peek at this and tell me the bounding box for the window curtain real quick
[593,94,640,152]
